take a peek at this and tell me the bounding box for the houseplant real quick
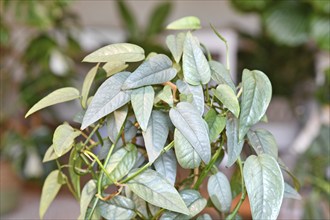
[26,16,299,220]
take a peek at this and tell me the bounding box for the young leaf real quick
[104,144,138,185]
[82,43,145,63]
[103,61,128,77]
[121,54,177,90]
[39,170,64,219]
[42,145,58,162]
[174,129,201,169]
[169,102,211,164]
[166,32,186,63]
[25,87,80,118]
[204,108,226,142]
[81,72,131,130]
[213,84,240,118]
[53,123,80,157]
[166,16,201,30]
[209,60,236,92]
[243,154,284,220]
[247,128,278,158]
[183,32,211,85]
[107,105,128,147]
[177,80,204,116]
[239,69,272,140]
[98,195,136,220]
[131,86,155,131]
[160,189,207,220]
[157,85,174,107]
[127,169,190,215]
[78,180,96,220]
[142,111,169,163]
[81,64,99,109]
[225,113,244,167]
[207,172,232,213]
[154,149,177,186]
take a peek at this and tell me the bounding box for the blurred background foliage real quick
[0,0,82,180]
[231,0,329,99]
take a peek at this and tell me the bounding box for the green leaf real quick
[25,87,80,118]
[209,60,236,92]
[160,189,207,220]
[81,64,99,109]
[166,16,201,30]
[104,144,138,185]
[247,129,278,158]
[69,148,81,198]
[125,187,149,219]
[103,61,129,77]
[174,129,201,169]
[284,182,301,200]
[230,167,242,198]
[207,172,232,213]
[142,111,169,162]
[170,102,211,163]
[53,123,80,157]
[204,108,226,142]
[183,32,211,85]
[42,145,58,162]
[213,84,240,118]
[98,195,136,220]
[116,0,138,40]
[131,86,155,131]
[39,170,64,219]
[146,2,172,36]
[107,105,128,148]
[81,72,131,130]
[154,149,177,186]
[157,85,174,107]
[78,180,96,220]
[166,32,186,63]
[121,54,176,90]
[226,113,244,167]
[239,69,272,140]
[127,169,189,215]
[82,43,145,63]
[196,214,212,220]
[243,154,284,220]
[177,80,204,115]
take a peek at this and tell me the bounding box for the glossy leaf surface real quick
[98,195,136,220]
[209,60,235,92]
[170,102,211,163]
[183,32,211,85]
[207,172,232,213]
[81,72,131,129]
[177,80,204,115]
[25,87,80,118]
[243,154,284,220]
[214,84,240,118]
[127,169,189,214]
[131,86,154,131]
[103,61,128,77]
[142,111,169,162]
[53,123,80,157]
[239,69,272,140]
[226,113,244,167]
[247,129,278,158]
[154,149,177,185]
[166,32,185,63]
[174,129,201,169]
[83,43,145,63]
[78,180,96,220]
[121,54,176,90]
[204,108,226,142]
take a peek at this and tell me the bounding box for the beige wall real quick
[71,0,260,34]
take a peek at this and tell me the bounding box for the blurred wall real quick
[71,0,260,34]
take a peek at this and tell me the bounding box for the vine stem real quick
[120,141,174,184]
[210,24,230,71]
[226,157,246,220]
[193,147,222,190]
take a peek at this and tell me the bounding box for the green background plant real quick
[26,16,299,220]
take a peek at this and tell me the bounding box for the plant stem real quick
[83,122,102,147]
[226,157,246,220]
[193,147,222,190]
[120,141,174,184]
